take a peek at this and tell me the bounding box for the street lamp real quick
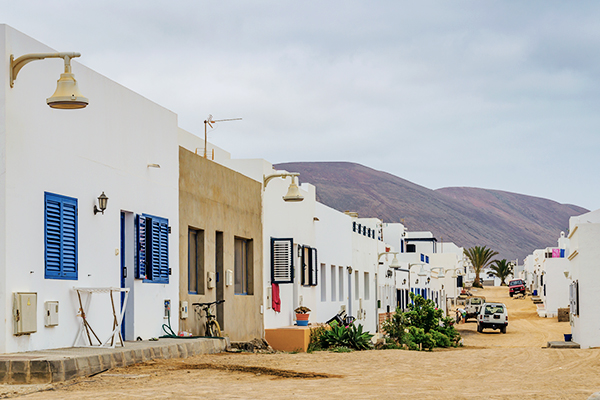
[10,52,88,109]
[263,172,304,202]
[430,267,445,279]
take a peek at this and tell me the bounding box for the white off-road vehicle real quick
[477,302,508,334]
[464,296,486,322]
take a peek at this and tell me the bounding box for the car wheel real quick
[510,293,513,297]
[477,324,482,333]
[501,326,506,334]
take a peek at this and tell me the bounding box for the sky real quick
[3,1,599,210]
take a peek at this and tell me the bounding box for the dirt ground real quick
[5,286,600,399]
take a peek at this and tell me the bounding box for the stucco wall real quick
[179,147,263,341]
[569,222,600,348]
[1,25,179,352]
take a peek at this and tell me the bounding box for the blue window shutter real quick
[61,200,78,279]
[142,214,169,283]
[45,197,62,278]
[159,219,169,283]
[45,192,77,280]
[135,215,147,279]
[420,254,424,262]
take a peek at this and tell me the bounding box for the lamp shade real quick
[390,255,401,269]
[47,72,88,109]
[282,181,304,202]
[98,192,108,211]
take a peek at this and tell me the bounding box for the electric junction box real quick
[207,272,215,289]
[13,292,37,335]
[226,270,233,287]
[45,301,59,327]
[180,301,188,319]
[164,299,171,319]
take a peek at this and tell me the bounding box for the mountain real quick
[274,161,588,261]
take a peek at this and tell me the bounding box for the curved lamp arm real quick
[10,52,81,88]
[263,172,300,187]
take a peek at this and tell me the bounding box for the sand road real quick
[5,286,600,400]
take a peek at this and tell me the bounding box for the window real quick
[364,272,370,300]
[331,265,336,301]
[188,228,204,294]
[235,237,253,295]
[136,214,169,283]
[271,238,293,284]
[355,271,360,300]
[301,246,318,286]
[569,281,579,316]
[406,244,416,253]
[339,266,344,301]
[352,222,356,232]
[45,192,78,280]
[320,263,327,301]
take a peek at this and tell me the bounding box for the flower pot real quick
[564,333,572,342]
[296,313,309,326]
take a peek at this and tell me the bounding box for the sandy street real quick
[5,286,600,400]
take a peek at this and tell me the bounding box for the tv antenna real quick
[203,114,242,158]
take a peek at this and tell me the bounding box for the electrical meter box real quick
[45,301,59,327]
[226,269,234,287]
[13,292,37,335]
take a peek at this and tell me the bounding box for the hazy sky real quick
[3,1,599,210]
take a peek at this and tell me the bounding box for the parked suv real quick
[509,279,526,297]
[464,296,486,322]
[477,302,508,334]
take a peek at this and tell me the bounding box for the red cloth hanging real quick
[272,283,281,312]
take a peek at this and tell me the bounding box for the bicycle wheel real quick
[207,320,221,337]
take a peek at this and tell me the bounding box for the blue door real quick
[120,212,126,339]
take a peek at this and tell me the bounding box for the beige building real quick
[179,147,263,341]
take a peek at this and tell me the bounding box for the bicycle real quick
[192,300,224,337]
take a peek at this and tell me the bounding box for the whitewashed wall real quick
[1,25,179,352]
[568,209,600,348]
[349,218,380,333]
[314,203,353,324]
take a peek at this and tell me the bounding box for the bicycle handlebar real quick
[192,299,225,307]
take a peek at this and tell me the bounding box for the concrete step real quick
[547,341,580,349]
[0,337,228,384]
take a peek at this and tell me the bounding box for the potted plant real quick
[295,306,311,326]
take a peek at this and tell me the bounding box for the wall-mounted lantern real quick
[94,192,108,215]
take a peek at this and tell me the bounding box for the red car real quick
[509,279,526,297]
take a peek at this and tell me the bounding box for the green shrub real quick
[320,323,373,351]
[307,325,328,352]
[331,346,352,353]
[381,293,461,351]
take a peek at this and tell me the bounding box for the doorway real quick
[215,231,224,329]
[120,211,135,341]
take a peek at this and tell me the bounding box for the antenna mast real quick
[203,115,242,158]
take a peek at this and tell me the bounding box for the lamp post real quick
[263,172,304,202]
[10,52,88,109]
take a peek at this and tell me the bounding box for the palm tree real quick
[490,259,514,285]
[463,246,499,288]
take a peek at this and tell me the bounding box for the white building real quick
[1,25,179,352]
[566,208,600,348]
[537,232,570,318]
